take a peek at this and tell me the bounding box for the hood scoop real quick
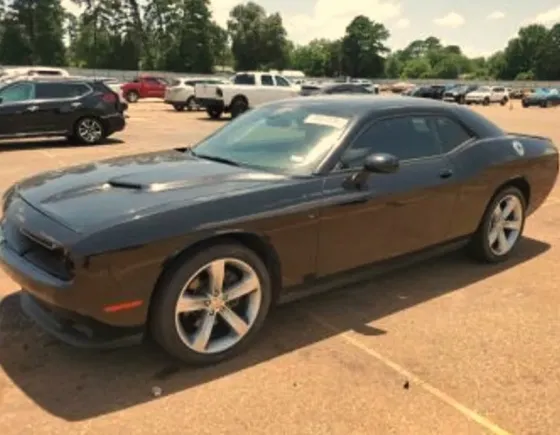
[108,179,143,190]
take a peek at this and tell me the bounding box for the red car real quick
[120,75,168,103]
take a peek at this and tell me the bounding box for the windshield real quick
[191,105,352,175]
[477,86,490,92]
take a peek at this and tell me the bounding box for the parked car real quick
[121,75,169,103]
[300,82,376,96]
[443,85,478,104]
[410,85,447,99]
[194,71,300,119]
[465,86,509,106]
[164,77,229,112]
[521,88,560,108]
[2,96,557,365]
[0,78,126,144]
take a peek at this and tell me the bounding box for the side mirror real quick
[363,153,399,174]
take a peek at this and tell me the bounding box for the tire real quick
[206,107,222,119]
[468,186,526,263]
[125,91,139,103]
[150,243,272,365]
[522,101,529,108]
[73,117,105,145]
[186,96,197,112]
[230,98,248,119]
[173,103,185,112]
[500,97,508,106]
[483,97,490,106]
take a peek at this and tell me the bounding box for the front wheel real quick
[173,103,185,112]
[500,97,508,106]
[483,97,490,106]
[150,243,272,365]
[468,187,526,263]
[73,117,105,145]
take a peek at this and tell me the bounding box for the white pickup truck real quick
[465,85,509,106]
[195,71,300,119]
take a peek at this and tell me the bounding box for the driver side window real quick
[0,82,35,103]
[339,116,442,169]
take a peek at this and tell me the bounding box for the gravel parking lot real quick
[1,100,559,435]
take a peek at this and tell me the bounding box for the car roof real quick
[7,77,101,85]
[266,95,453,118]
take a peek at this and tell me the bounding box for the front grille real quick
[1,219,73,280]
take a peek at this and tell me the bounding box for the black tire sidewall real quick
[470,187,527,263]
[173,104,185,111]
[150,243,272,365]
[206,108,222,119]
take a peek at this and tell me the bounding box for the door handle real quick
[26,105,39,112]
[439,168,453,179]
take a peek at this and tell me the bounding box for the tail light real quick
[102,93,118,103]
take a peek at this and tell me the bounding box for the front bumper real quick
[20,291,144,349]
[0,200,149,332]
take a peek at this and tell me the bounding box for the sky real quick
[61,0,560,57]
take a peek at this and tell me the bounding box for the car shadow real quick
[0,138,123,153]
[0,237,549,421]
[196,116,229,122]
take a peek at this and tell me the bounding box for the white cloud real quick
[529,6,560,25]
[284,0,402,45]
[487,11,505,20]
[395,18,410,29]
[433,12,465,29]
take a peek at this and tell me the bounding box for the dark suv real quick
[0,78,126,145]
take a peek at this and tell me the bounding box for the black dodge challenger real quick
[1,96,558,365]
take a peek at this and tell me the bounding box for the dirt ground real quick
[1,100,559,435]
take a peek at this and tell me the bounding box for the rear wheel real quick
[483,97,490,106]
[468,187,526,263]
[72,117,105,145]
[500,97,508,106]
[150,243,272,365]
[173,103,185,112]
[125,91,139,103]
[186,96,197,111]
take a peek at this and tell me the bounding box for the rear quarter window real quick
[454,106,504,138]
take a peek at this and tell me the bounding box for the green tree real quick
[341,15,390,77]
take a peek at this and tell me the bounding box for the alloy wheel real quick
[77,119,103,143]
[487,194,523,256]
[174,258,262,354]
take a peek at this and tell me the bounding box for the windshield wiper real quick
[191,151,240,167]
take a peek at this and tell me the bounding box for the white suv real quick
[164,77,229,112]
[465,86,509,106]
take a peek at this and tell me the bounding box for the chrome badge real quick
[512,140,524,156]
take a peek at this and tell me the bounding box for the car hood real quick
[14,149,287,233]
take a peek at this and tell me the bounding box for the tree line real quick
[1,0,559,81]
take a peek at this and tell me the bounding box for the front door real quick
[0,81,36,137]
[316,114,460,276]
